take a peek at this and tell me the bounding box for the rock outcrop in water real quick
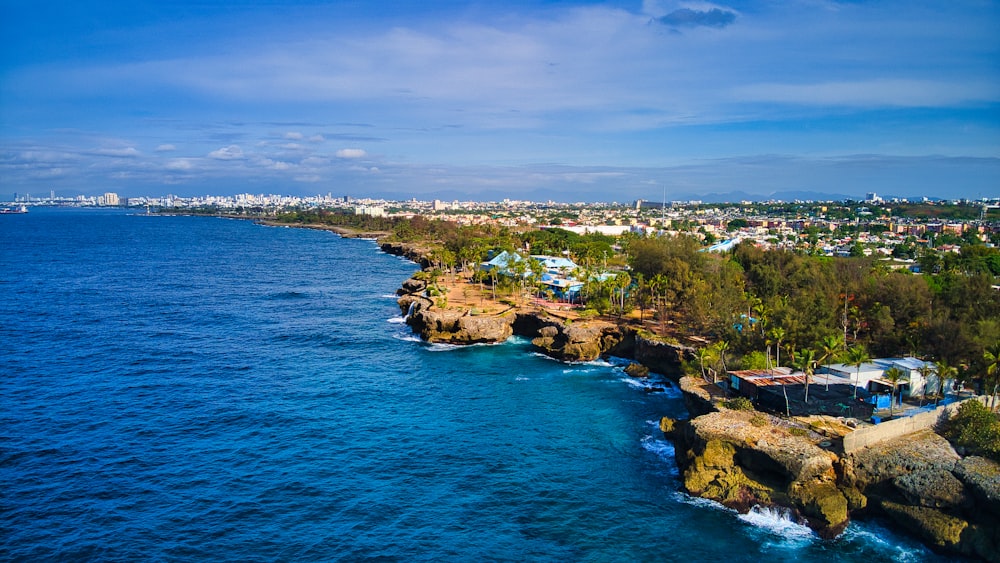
[664,401,1000,560]
[665,408,849,538]
[395,273,691,365]
[387,246,999,560]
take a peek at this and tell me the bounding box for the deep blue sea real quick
[1,208,955,561]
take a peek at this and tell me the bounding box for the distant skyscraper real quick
[103,192,120,206]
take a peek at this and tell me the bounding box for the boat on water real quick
[0,205,28,214]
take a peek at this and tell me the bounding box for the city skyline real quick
[2,0,998,202]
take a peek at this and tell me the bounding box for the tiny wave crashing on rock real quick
[738,505,815,545]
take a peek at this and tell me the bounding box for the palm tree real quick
[650,274,668,335]
[615,271,632,319]
[796,348,817,404]
[717,340,730,374]
[508,253,528,304]
[846,344,870,400]
[984,341,1000,410]
[696,346,714,383]
[935,359,958,405]
[883,366,907,418]
[753,300,768,338]
[634,273,647,323]
[916,362,935,406]
[819,334,844,391]
[768,327,786,373]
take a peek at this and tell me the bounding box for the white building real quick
[354,206,385,218]
[818,357,950,399]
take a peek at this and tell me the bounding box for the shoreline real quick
[381,240,999,562]
[216,214,999,560]
[255,219,391,239]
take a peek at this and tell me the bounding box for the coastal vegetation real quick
[261,207,1000,399]
[941,399,1000,462]
[250,204,1000,559]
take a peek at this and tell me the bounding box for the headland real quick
[382,238,1000,562]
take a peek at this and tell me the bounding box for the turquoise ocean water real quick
[1,209,954,561]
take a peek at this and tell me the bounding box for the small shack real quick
[728,368,875,418]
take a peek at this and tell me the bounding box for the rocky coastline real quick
[383,241,999,561]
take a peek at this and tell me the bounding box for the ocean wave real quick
[838,521,932,562]
[424,342,465,352]
[640,435,677,468]
[562,367,602,375]
[673,492,733,513]
[738,505,815,543]
[620,376,647,389]
[386,316,406,324]
[392,333,423,343]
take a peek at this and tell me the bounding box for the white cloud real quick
[155,144,177,152]
[166,158,194,170]
[309,134,325,143]
[335,148,367,159]
[95,147,140,157]
[294,174,322,182]
[208,145,245,160]
[284,131,303,140]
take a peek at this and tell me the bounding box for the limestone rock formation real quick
[624,362,650,378]
[380,242,432,268]
[672,410,849,537]
[838,429,999,561]
[530,321,625,362]
[633,334,695,377]
[406,306,514,344]
[954,456,1000,517]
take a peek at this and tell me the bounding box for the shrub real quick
[941,400,1000,462]
[789,427,808,437]
[723,397,754,411]
[750,414,769,427]
[740,351,768,370]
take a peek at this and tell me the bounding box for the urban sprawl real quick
[9,191,1000,262]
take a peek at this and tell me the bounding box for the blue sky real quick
[2,0,998,202]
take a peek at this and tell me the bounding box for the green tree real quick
[819,334,844,391]
[936,359,958,404]
[984,341,1000,411]
[846,345,871,400]
[696,346,715,383]
[768,327,786,372]
[727,218,749,232]
[916,362,936,406]
[883,366,907,417]
[796,348,817,404]
[941,399,1000,462]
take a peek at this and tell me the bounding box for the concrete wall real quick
[842,396,987,454]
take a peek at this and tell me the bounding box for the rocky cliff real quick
[390,259,999,559]
[380,241,434,269]
[842,429,1000,560]
[665,406,1000,560]
[396,274,692,366]
[666,409,849,538]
